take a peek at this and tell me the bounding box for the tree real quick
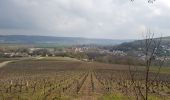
[128,31,165,100]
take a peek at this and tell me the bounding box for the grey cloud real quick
[0,0,170,39]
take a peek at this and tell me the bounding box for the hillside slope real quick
[0,35,132,46]
[111,36,170,56]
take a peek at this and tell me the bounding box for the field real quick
[0,57,170,100]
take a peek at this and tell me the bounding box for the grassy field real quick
[0,57,169,100]
[38,57,80,62]
[0,58,21,63]
[150,66,170,74]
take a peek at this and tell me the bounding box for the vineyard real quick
[0,57,170,100]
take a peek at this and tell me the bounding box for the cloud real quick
[0,0,169,39]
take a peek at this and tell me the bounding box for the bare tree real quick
[128,31,165,100]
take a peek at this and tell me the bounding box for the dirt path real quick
[75,71,103,100]
[92,72,104,94]
[77,72,94,100]
[35,57,44,60]
[0,61,13,68]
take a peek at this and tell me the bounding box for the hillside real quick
[0,35,132,46]
[111,36,170,56]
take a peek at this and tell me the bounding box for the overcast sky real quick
[0,0,170,39]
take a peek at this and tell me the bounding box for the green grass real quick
[38,57,80,62]
[98,93,130,100]
[150,66,170,74]
[0,58,21,63]
[98,93,170,100]
[148,94,170,100]
[0,56,80,63]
